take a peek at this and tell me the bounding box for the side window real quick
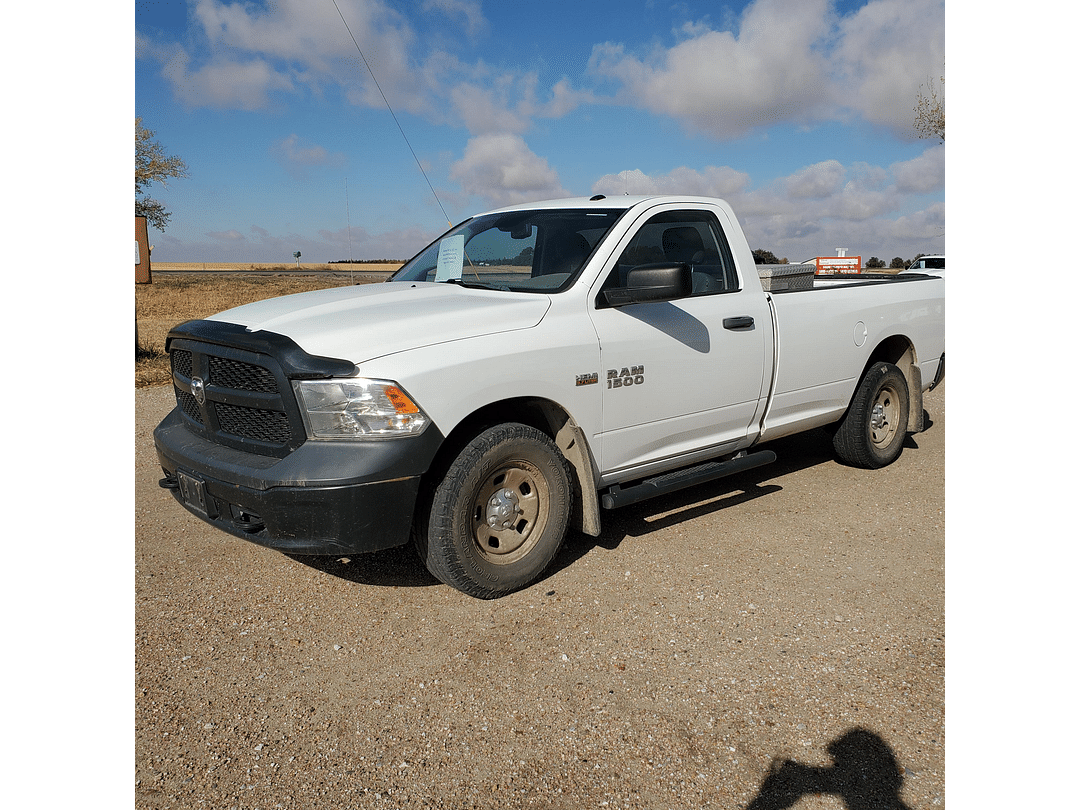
[601,210,738,298]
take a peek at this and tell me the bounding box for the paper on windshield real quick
[434,234,465,282]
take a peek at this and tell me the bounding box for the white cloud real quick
[599,147,944,261]
[831,0,945,135]
[445,68,598,136]
[163,221,438,263]
[890,201,945,241]
[145,0,545,129]
[192,0,376,65]
[161,48,294,111]
[141,0,945,147]
[273,134,332,167]
[450,134,568,206]
[202,224,371,263]
[592,166,750,198]
[542,78,595,119]
[206,229,246,243]
[785,160,846,199]
[147,0,428,114]
[317,224,440,261]
[891,144,945,194]
[450,82,532,135]
[271,135,346,179]
[830,184,896,221]
[585,0,944,140]
[422,0,487,39]
[588,0,834,139]
[135,30,153,60]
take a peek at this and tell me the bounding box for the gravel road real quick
[136,383,944,809]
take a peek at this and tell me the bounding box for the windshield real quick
[389,208,627,292]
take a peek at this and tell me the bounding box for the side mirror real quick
[603,263,693,307]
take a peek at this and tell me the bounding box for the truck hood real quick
[208,281,551,364]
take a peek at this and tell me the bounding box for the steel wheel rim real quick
[869,383,901,449]
[471,462,549,564]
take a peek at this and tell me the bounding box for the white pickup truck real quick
[155,195,945,598]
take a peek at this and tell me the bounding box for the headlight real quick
[293,378,429,438]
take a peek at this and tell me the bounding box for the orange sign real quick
[813,256,862,275]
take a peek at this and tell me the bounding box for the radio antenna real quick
[331,0,453,228]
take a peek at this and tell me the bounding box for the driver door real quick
[587,203,771,480]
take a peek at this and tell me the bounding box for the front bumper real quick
[154,407,443,555]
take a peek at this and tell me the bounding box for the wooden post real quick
[136,215,152,284]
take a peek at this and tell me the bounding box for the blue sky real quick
[136,0,945,264]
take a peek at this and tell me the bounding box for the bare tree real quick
[914,73,945,143]
[136,117,188,231]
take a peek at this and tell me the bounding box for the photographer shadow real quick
[746,728,911,810]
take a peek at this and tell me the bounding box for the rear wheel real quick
[414,423,571,599]
[832,362,910,469]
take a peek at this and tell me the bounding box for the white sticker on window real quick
[435,234,465,282]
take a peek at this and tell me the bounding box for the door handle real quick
[723,316,755,330]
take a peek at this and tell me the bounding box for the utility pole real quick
[346,177,353,283]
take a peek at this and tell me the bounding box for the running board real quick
[600,450,777,510]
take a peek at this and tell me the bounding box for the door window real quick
[598,210,738,304]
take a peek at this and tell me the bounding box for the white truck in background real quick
[155,195,945,598]
[902,255,945,275]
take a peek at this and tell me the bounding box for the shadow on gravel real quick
[283,415,937,594]
[900,410,933,451]
[545,427,839,580]
[746,728,912,810]
[285,544,439,589]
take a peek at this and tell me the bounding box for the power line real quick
[331,0,452,228]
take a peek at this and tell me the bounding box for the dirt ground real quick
[135,383,944,809]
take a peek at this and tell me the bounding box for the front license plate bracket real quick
[177,470,214,518]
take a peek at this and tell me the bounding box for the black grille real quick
[209,356,279,393]
[215,402,292,444]
[168,341,303,457]
[171,349,193,379]
[176,386,204,425]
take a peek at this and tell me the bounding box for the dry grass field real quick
[135,273,389,387]
[152,261,402,274]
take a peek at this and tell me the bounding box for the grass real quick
[135,274,384,387]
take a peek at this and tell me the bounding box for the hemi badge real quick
[575,372,598,387]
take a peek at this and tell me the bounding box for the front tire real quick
[414,423,571,599]
[832,362,910,469]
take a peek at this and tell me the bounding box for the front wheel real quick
[832,362,910,469]
[414,423,572,599]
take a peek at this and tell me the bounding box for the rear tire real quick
[414,423,571,599]
[832,362,910,469]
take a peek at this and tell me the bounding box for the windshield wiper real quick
[439,278,507,291]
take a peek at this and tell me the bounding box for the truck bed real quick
[757,264,936,293]
[759,272,945,442]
